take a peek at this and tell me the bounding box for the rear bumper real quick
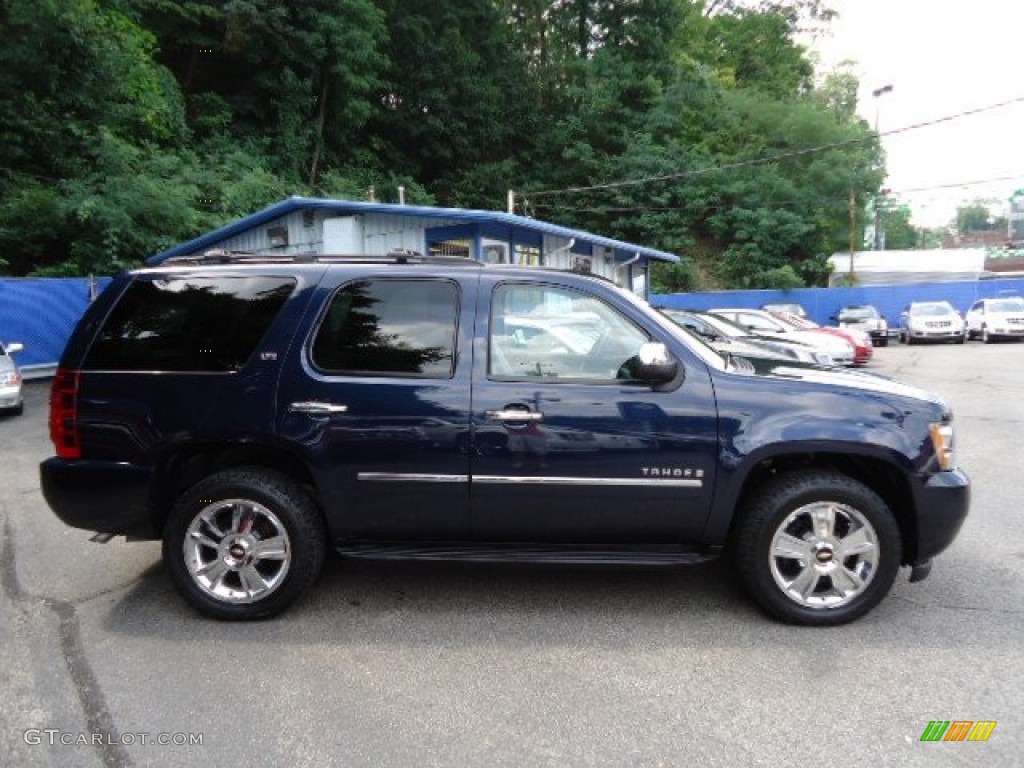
[911,468,970,565]
[0,385,22,409]
[40,458,155,537]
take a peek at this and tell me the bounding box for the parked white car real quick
[899,302,965,345]
[964,296,1024,343]
[0,341,25,415]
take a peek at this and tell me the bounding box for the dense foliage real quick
[0,0,885,286]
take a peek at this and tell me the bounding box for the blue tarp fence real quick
[652,277,1024,328]
[2,275,1023,374]
[0,277,112,374]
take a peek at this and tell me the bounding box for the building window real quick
[429,239,472,258]
[514,244,542,266]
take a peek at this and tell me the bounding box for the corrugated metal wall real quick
[0,277,112,372]
[653,277,1024,327]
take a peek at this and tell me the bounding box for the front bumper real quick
[40,458,155,537]
[911,467,970,566]
[987,327,1024,338]
[908,328,963,341]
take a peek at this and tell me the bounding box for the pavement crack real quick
[3,519,135,768]
[891,594,1024,616]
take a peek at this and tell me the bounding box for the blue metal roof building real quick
[150,197,679,297]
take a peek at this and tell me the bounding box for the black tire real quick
[877,338,888,348]
[733,470,902,626]
[163,467,326,620]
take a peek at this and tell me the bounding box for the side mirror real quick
[6,342,23,354]
[634,342,678,383]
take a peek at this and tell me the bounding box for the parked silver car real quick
[0,340,25,415]
[836,304,897,347]
[899,302,965,345]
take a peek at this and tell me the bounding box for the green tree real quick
[370,0,533,195]
[877,203,918,250]
[955,199,1007,235]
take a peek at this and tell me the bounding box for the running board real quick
[334,541,719,566]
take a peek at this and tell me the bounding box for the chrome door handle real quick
[485,410,544,422]
[289,401,349,415]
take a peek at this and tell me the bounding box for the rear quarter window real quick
[83,275,295,372]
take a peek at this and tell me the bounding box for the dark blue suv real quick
[41,254,969,624]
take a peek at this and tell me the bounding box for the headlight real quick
[0,371,20,387]
[929,423,955,471]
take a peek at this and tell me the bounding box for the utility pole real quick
[849,191,857,284]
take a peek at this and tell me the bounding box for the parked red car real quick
[767,311,874,365]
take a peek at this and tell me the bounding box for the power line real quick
[526,95,1024,198]
[532,173,1024,216]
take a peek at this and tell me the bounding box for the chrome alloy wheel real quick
[769,501,879,609]
[183,499,292,604]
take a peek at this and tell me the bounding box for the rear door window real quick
[84,276,296,372]
[310,278,459,378]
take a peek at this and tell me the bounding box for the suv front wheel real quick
[163,467,326,620]
[734,470,901,626]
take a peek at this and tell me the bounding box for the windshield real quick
[910,303,955,316]
[989,298,1024,312]
[839,307,878,320]
[772,312,818,329]
[763,303,804,316]
[698,313,752,338]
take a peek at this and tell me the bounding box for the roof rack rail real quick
[160,248,482,267]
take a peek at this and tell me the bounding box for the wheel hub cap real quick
[184,499,292,605]
[769,501,880,610]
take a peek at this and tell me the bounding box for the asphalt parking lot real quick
[2,341,1021,768]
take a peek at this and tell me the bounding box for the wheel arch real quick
[150,441,319,535]
[721,451,918,565]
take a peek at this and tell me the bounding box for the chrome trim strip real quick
[472,475,703,487]
[357,473,703,488]
[358,473,469,483]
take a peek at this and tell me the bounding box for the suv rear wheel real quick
[734,470,901,626]
[163,467,326,620]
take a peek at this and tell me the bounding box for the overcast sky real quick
[805,0,1024,227]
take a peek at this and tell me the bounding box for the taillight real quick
[49,368,81,459]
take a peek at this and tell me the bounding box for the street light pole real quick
[872,83,893,133]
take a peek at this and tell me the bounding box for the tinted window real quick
[84,276,295,372]
[311,279,458,378]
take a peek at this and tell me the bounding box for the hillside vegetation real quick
[0,0,883,288]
